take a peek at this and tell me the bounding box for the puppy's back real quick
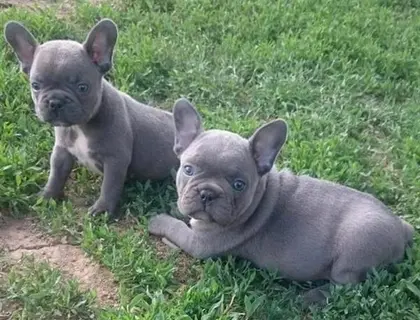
[120,90,178,180]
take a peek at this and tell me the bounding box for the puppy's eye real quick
[183,165,194,176]
[232,179,246,192]
[77,83,89,93]
[31,82,41,91]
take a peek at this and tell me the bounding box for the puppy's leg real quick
[148,214,214,259]
[302,265,366,308]
[306,229,394,307]
[307,215,409,306]
[330,264,367,285]
[41,145,74,199]
[303,229,379,308]
[303,238,383,307]
[302,283,331,308]
[303,258,367,307]
[162,237,181,250]
[89,159,128,218]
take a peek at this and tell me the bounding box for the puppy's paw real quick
[148,214,174,236]
[302,286,330,309]
[39,189,65,200]
[88,199,115,217]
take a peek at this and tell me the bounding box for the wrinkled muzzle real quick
[178,180,235,226]
[34,90,90,126]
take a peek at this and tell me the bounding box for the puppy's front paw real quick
[148,214,174,236]
[39,189,65,200]
[302,286,330,308]
[88,199,115,217]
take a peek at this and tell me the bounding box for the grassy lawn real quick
[1,0,420,318]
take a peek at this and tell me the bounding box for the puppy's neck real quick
[229,169,281,236]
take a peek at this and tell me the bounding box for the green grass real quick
[1,0,420,318]
[0,255,98,319]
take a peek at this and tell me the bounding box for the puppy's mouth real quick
[187,210,214,222]
[38,115,73,127]
[36,102,87,127]
[49,119,73,127]
[179,188,235,226]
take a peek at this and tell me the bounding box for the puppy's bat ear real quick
[83,18,118,74]
[173,98,203,156]
[4,21,38,75]
[249,119,288,176]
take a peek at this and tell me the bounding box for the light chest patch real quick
[189,218,215,231]
[67,127,102,174]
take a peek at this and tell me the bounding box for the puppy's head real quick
[172,98,288,227]
[4,19,118,126]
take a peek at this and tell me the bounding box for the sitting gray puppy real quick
[4,19,178,217]
[148,98,414,305]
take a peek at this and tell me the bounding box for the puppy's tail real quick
[402,220,415,247]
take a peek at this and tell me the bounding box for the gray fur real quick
[4,19,179,217]
[148,98,414,305]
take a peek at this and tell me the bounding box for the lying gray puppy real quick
[4,19,178,217]
[148,98,414,305]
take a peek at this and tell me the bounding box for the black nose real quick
[48,99,63,110]
[200,189,215,204]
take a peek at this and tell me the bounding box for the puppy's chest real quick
[61,127,102,174]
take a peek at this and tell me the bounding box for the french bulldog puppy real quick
[148,98,414,305]
[4,19,179,217]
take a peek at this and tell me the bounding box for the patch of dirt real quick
[0,300,21,319]
[0,217,119,307]
[173,252,198,285]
